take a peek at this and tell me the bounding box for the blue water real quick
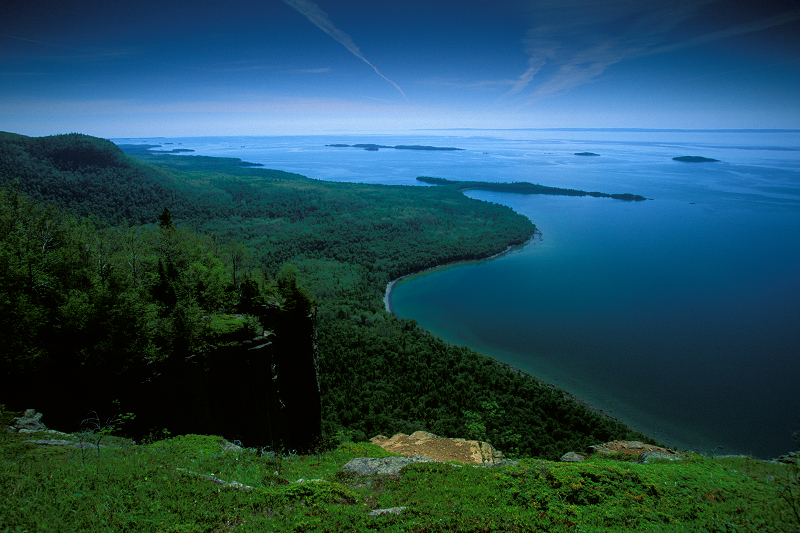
[114,130,800,458]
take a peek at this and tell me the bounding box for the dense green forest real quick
[0,132,657,459]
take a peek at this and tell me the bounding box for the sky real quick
[2,0,799,137]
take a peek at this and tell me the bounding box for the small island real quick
[150,148,195,154]
[326,143,463,151]
[673,156,720,162]
[575,152,600,156]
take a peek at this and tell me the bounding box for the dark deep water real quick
[115,130,800,458]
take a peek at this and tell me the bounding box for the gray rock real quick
[24,439,105,450]
[220,440,244,453]
[639,452,682,464]
[774,451,800,465]
[13,409,46,432]
[475,459,519,468]
[342,456,439,476]
[560,452,586,462]
[367,506,407,516]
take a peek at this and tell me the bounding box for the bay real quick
[114,129,800,458]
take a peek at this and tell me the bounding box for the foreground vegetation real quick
[2,411,798,532]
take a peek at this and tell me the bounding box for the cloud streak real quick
[281,0,409,102]
[507,2,800,104]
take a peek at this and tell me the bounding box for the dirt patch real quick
[370,431,502,464]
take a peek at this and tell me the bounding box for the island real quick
[672,156,720,162]
[575,152,600,156]
[150,148,195,154]
[417,176,648,201]
[326,143,463,151]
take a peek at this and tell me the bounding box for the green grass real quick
[1,428,797,532]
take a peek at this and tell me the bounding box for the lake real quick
[114,129,800,458]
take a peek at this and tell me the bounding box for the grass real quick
[1,427,798,532]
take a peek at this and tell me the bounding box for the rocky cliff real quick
[135,305,322,452]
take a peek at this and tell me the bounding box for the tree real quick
[276,264,313,314]
[157,207,174,229]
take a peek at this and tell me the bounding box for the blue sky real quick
[2,0,799,137]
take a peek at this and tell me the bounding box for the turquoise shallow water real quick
[115,130,800,458]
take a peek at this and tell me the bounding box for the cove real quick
[388,190,800,459]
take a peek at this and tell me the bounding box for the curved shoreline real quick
[383,229,541,315]
[382,226,671,444]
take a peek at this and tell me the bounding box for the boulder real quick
[774,451,800,465]
[13,409,46,432]
[342,456,440,476]
[560,452,586,462]
[639,452,682,464]
[588,440,679,459]
[368,507,407,516]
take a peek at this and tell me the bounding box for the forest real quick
[0,132,658,460]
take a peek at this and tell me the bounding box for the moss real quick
[145,434,231,460]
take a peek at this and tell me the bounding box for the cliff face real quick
[137,306,322,452]
[12,305,323,453]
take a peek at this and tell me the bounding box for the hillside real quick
[1,132,659,459]
[2,409,798,532]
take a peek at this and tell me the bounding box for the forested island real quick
[672,156,720,162]
[2,132,797,532]
[149,147,195,154]
[326,143,463,151]
[574,152,600,156]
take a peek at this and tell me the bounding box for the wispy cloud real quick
[281,0,409,102]
[0,33,136,62]
[507,1,800,103]
[421,77,516,90]
[648,7,800,56]
[291,67,332,74]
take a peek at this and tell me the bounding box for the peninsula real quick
[417,176,648,201]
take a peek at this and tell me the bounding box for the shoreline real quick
[383,228,541,315]
[382,227,679,447]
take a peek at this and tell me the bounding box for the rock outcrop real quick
[774,451,800,464]
[560,440,682,464]
[370,431,503,464]
[588,440,679,458]
[137,305,322,452]
[559,451,586,462]
[12,409,46,432]
[342,456,442,476]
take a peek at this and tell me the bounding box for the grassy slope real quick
[1,421,797,532]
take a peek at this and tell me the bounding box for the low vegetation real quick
[1,414,798,532]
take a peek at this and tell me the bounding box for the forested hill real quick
[0,132,194,225]
[1,132,658,460]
